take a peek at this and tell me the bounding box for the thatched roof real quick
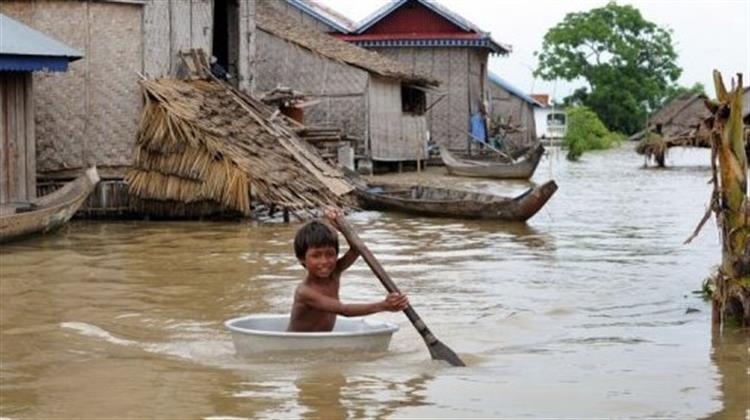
[126,77,354,218]
[651,93,710,131]
[257,5,439,87]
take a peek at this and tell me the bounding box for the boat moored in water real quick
[0,167,100,243]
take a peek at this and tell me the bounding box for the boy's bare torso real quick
[287,275,340,332]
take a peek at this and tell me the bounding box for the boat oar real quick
[334,215,466,367]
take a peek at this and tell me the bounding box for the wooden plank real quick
[238,0,257,92]
[191,0,212,53]
[24,73,35,199]
[143,0,171,77]
[6,74,18,201]
[170,0,192,74]
[15,74,27,200]
[0,74,7,203]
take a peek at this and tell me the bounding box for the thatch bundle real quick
[126,78,354,218]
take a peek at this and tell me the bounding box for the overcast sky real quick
[322,0,750,102]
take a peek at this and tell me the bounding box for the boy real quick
[287,209,408,332]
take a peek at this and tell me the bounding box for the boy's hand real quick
[382,292,409,312]
[323,207,344,228]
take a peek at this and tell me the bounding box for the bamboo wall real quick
[368,77,427,161]
[255,29,368,151]
[0,72,36,203]
[370,47,489,151]
[0,0,257,178]
[488,82,538,148]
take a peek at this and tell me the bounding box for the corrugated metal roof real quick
[488,72,543,107]
[0,13,82,59]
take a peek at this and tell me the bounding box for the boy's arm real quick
[323,208,360,273]
[336,247,359,273]
[298,287,407,317]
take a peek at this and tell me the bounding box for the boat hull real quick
[440,144,545,179]
[356,180,558,222]
[225,314,399,357]
[0,167,99,243]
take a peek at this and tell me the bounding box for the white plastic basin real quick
[225,314,399,357]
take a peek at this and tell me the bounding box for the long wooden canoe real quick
[440,143,545,180]
[354,180,558,222]
[0,167,100,243]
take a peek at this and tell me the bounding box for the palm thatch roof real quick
[257,4,439,87]
[125,76,354,218]
[650,93,710,130]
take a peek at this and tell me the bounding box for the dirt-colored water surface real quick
[1,145,748,418]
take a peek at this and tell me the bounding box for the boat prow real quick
[0,166,100,243]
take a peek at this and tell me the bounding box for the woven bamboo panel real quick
[448,48,470,150]
[4,1,144,175]
[429,48,452,148]
[143,0,170,78]
[328,96,366,141]
[369,77,410,160]
[170,0,191,74]
[322,55,367,96]
[468,50,485,115]
[255,31,280,92]
[21,1,88,173]
[87,2,143,170]
[191,0,212,53]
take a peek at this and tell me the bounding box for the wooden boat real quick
[225,314,399,356]
[439,143,545,179]
[354,180,558,222]
[0,167,100,243]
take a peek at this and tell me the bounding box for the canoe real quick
[225,314,399,356]
[354,180,558,222]
[0,167,100,243]
[439,143,545,179]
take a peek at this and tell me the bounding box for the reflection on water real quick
[1,145,747,418]
[706,328,750,419]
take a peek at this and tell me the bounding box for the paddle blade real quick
[429,340,465,367]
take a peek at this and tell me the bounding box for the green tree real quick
[535,2,681,134]
[564,106,623,161]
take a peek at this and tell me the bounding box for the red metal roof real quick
[335,33,485,42]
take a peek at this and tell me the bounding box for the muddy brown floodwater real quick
[1,144,748,418]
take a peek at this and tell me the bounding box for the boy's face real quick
[301,246,338,279]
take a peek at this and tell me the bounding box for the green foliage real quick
[563,106,624,161]
[535,2,681,134]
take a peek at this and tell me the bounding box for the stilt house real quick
[255,4,439,163]
[0,13,82,204]
[334,0,511,152]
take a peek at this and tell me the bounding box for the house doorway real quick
[212,0,239,87]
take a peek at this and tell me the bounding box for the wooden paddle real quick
[334,215,466,367]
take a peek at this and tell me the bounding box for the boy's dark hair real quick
[294,221,339,260]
